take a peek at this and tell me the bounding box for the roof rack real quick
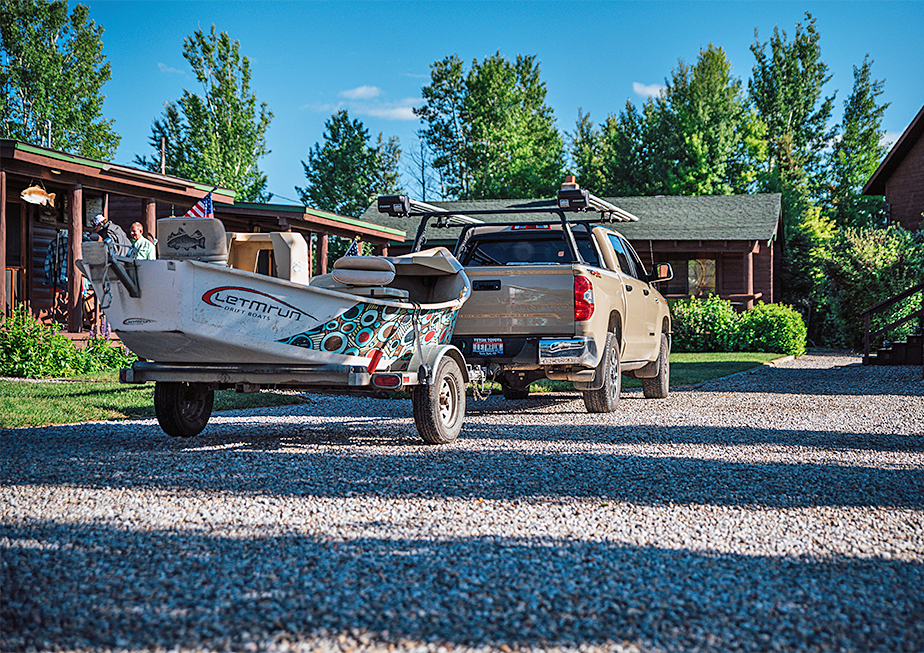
[556,188,639,222]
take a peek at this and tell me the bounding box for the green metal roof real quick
[360,193,781,243]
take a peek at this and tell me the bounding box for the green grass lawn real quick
[0,352,785,429]
[0,372,306,429]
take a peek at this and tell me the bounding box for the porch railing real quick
[861,281,924,365]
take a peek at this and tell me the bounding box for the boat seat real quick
[330,256,410,300]
[332,256,396,286]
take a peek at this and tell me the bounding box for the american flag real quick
[344,237,361,257]
[184,192,214,219]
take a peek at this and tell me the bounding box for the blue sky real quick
[76,0,924,206]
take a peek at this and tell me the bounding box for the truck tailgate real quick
[454,266,575,337]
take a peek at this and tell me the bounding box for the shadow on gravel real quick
[2,519,922,653]
[2,422,922,509]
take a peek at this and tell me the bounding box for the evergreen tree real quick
[416,52,564,200]
[296,109,401,218]
[135,26,272,202]
[828,55,890,229]
[661,44,762,195]
[414,55,470,199]
[0,0,119,159]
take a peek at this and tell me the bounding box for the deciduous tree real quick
[0,0,119,159]
[135,26,272,202]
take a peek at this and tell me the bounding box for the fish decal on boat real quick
[20,185,56,207]
[167,228,206,251]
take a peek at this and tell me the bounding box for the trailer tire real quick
[412,356,465,444]
[154,381,214,437]
[642,333,670,399]
[582,334,621,413]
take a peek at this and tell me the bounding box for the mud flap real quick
[572,332,613,391]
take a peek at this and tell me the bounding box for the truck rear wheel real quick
[412,357,465,444]
[582,335,621,413]
[154,381,214,437]
[642,333,670,399]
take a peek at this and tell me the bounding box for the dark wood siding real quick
[886,136,924,232]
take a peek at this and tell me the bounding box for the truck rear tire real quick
[412,357,465,444]
[642,333,670,399]
[154,381,214,437]
[582,335,621,413]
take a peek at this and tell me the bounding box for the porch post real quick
[744,242,756,311]
[318,233,328,274]
[0,169,6,320]
[67,184,83,332]
[143,198,157,236]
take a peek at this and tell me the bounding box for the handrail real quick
[861,280,924,316]
[863,281,924,364]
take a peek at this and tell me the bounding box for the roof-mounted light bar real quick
[556,188,639,222]
[377,195,411,217]
[376,195,483,224]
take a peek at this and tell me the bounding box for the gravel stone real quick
[1,352,922,652]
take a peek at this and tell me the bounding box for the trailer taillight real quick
[574,276,594,321]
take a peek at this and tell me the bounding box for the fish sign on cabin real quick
[20,184,56,207]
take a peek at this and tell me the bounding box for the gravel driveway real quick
[2,352,923,653]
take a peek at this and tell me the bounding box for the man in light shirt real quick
[129,222,156,260]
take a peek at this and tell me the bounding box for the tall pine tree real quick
[828,56,890,229]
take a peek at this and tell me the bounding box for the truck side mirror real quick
[650,262,673,283]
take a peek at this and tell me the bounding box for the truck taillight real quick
[574,276,594,321]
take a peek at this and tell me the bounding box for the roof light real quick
[377,195,410,217]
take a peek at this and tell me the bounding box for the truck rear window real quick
[460,233,600,267]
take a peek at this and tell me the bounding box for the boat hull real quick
[90,259,462,369]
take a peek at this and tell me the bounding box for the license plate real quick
[472,338,503,355]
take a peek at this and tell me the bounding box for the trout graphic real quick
[167,228,206,251]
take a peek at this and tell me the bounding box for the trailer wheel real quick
[412,356,465,444]
[154,381,214,437]
[642,333,670,399]
[582,334,621,413]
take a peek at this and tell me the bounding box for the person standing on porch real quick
[129,222,156,260]
[91,214,132,257]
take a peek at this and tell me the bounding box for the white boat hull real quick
[89,258,463,369]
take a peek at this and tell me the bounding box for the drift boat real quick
[77,215,473,443]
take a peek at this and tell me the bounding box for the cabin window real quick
[660,257,716,296]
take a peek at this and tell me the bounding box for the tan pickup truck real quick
[446,193,673,412]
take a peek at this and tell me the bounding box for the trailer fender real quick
[409,344,469,385]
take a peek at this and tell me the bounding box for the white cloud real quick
[881,131,902,150]
[339,85,382,100]
[158,63,184,75]
[364,104,418,121]
[633,82,665,99]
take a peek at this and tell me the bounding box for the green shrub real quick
[671,295,740,352]
[819,226,924,349]
[670,295,807,355]
[0,306,136,378]
[74,335,137,374]
[0,305,77,377]
[736,302,807,356]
